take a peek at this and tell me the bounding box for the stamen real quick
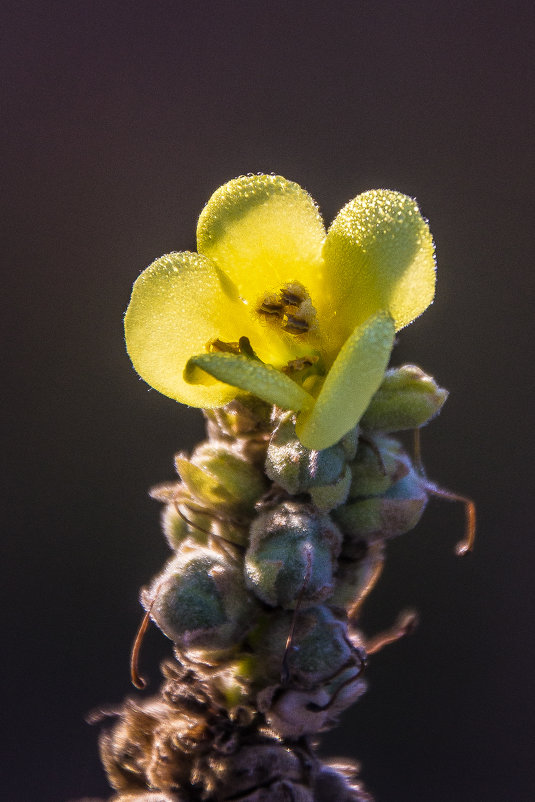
[256,281,317,338]
[208,338,241,354]
[282,355,319,373]
[258,301,284,317]
[281,289,305,307]
[283,315,309,334]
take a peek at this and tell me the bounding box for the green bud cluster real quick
[101,367,450,800]
[138,368,444,725]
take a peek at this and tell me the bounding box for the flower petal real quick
[197,174,326,303]
[322,190,435,338]
[186,352,314,412]
[125,251,253,407]
[295,312,396,450]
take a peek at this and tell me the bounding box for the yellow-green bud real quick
[245,502,342,608]
[175,442,267,515]
[361,365,448,432]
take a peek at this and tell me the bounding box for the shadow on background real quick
[3,2,534,800]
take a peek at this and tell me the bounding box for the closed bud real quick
[266,413,353,510]
[334,469,428,545]
[253,605,359,687]
[204,396,273,439]
[254,607,366,736]
[175,442,267,515]
[245,502,342,608]
[360,365,448,432]
[309,466,352,512]
[348,434,410,499]
[143,546,256,659]
[161,502,198,550]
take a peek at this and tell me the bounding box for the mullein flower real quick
[125,174,435,450]
[96,175,471,802]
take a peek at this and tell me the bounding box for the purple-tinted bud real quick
[143,546,256,659]
[245,502,342,608]
[334,469,428,545]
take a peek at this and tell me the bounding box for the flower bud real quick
[245,502,342,608]
[266,413,354,511]
[360,365,448,432]
[348,434,410,499]
[252,605,357,687]
[253,606,367,736]
[175,441,267,515]
[334,469,428,545]
[309,466,352,512]
[143,546,255,659]
[204,396,273,439]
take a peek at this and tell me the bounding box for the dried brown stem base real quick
[95,659,373,802]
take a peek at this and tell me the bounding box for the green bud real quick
[143,546,255,659]
[175,441,267,515]
[348,434,410,498]
[360,365,448,432]
[150,481,213,547]
[161,502,190,549]
[309,465,352,512]
[266,413,353,510]
[334,469,428,544]
[250,606,355,686]
[245,502,342,608]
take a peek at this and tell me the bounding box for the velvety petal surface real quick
[125,251,255,407]
[295,312,396,450]
[197,174,326,304]
[321,190,435,343]
[186,352,314,412]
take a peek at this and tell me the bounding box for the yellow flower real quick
[125,175,435,450]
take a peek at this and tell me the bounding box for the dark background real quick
[3,2,534,800]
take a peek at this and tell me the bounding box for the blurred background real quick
[3,2,534,800]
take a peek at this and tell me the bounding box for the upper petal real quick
[197,175,326,303]
[322,190,436,338]
[124,251,253,408]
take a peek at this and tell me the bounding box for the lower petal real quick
[186,352,314,412]
[295,312,396,450]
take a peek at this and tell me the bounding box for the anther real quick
[283,315,309,334]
